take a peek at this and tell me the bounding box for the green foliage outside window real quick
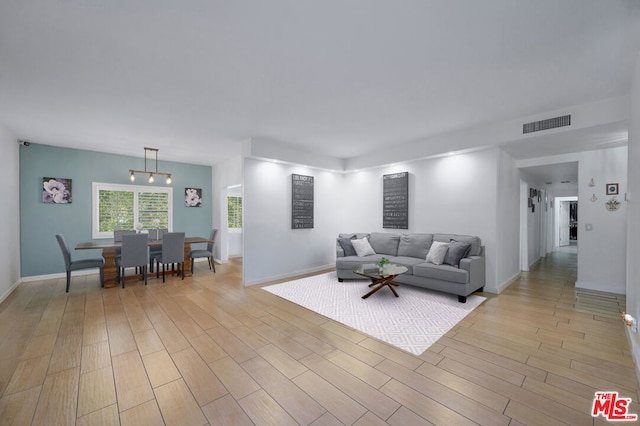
[228,196,242,229]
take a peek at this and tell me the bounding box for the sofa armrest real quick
[459,254,485,289]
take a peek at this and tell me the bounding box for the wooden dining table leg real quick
[102,247,118,288]
[183,242,193,277]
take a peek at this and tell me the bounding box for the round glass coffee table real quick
[353,264,408,299]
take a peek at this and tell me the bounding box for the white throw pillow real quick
[351,238,376,257]
[426,241,449,265]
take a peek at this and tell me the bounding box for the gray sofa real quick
[336,232,486,303]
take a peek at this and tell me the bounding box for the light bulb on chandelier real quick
[128,147,172,185]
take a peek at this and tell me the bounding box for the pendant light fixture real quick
[128,147,172,184]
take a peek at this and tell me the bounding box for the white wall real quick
[348,96,628,171]
[625,50,640,378]
[242,158,344,285]
[0,124,21,303]
[340,148,509,293]
[577,146,628,293]
[495,149,522,289]
[528,191,543,266]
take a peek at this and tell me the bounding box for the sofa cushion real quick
[368,232,400,256]
[444,240,472,267]
[388,256,425,275]
[336,255,383,270]
[338,237,357,257]
[414,262,469,284]
[397,233,433,259]
[426,241,449,265]
[352,238,376,257]
[434,234,482,256]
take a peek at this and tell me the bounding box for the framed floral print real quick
[185,187,202,207]
[43,177,72,204]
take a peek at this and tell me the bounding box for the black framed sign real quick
[292,174,314,229]
[383,172,408,229]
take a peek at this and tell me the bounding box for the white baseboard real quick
[21,270,99,282]
[495,272,521,294]
[243,263,334,287]
[625,328,640,391]
[0,279,22,305]
[529,256,542,270]
[575,280,625,295]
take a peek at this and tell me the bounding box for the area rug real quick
[262,272,486,355]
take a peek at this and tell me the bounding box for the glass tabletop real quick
[353,263,408,278]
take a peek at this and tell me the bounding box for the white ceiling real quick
[1,0,639,166]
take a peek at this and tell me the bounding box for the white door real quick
[559,201,570,246]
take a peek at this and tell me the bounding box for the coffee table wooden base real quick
[362,275,400,299]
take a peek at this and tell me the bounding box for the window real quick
[93,183,173,238]
[227,196,242,229]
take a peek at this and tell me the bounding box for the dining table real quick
[75,236,212,288]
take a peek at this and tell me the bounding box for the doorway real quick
[226,185,243,259]
[556,196,578,251]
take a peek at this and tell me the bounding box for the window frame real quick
[92,182,173,239]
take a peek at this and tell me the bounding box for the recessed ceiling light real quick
[561,180,571,184]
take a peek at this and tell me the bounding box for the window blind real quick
[93,183,173,238]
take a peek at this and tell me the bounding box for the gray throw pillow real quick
[338,237,357,257]
[444,240,472,267]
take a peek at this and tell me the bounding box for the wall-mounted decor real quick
[588,178,595,187]
[292,174,314,229]
[590,194,598,202]
[43,177,72,204]
[383,172,409,229]
[528,198,533,208]
[606,197,621,211]
[606,183,619,195]
[185,188,202,207]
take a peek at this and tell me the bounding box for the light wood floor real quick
[0,251,638,425]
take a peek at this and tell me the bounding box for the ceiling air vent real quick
[523,114,571,134]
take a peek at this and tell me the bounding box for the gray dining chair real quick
[114,229,138,272]
[114,229,136,242]
[148,228,168,241]
[116,233,149,288]
[154,232,185,282]
[55,234,105,292]
[148,228,167,273]
[189,229,217,274]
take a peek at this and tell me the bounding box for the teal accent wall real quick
[20,143,213,277]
